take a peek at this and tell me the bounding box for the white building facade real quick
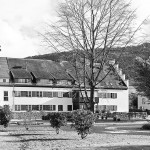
[0,57,129,113]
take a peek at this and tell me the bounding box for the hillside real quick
[27,43,150,83]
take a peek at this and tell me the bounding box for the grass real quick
[0,119,150,149]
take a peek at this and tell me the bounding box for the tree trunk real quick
[89,86,95,112]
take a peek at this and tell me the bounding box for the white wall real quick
[81,88,129,112]
[0,86,73,112]
[0,86,14,108]
[96,89,129,112]
[0,85,129,112]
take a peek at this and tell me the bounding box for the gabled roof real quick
[0,57,9,78]
[6,58,72,80]
[60,61,127,90]
[10,69,32,79]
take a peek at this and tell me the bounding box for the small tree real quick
[129,93,138,109]
[49,113,67,134]
[71,109,97,139]
[0,106,12,128]
[133,58,150,99]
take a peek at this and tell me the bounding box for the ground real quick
[0,120,150,150]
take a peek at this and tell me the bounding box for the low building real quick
[0,57,129,113]
[138,95,150,110]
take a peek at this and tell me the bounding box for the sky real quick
[0,0,150,58]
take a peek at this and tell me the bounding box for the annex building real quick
[0,57,129,112]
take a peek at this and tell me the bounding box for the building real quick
[0,57,129,113]
[138,95,150,110]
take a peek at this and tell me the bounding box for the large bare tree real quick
[40,0,139,112]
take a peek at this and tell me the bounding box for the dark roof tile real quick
[10,69,32,79]
[0,57,9,78]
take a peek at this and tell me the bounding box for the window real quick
[40,91,42,97]
[37,91,40,97]
[112,105,117,111]
[98,93,117,99]
[111,93,117,99]
[15,105,18,111]
[63,92,70,98]
[21,91,28,97]
[32,105,39,110]
[14,91,21,97]
[32,91,36,97]
[28,91,32,97]
[21,105,28,111]
[43,105,56,111]
[43,105,50,111]
[49,80,53,84]
[67,105,72,111]
[142,98,145,104]
[18,105,21,111]
[53,105,56,111]
[58,92,63,98]
[39,105,42,110]
[29,105,31,111]
[43,92,52,97]
[58,105,63,111]
[47,92,52,98]
[15,79,30,83]
[3,79,6,83]
[4,91,8,101]
[98,105,117,111]
[53,92,58,97]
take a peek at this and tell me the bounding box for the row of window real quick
[15,105,72,111]
[98,93,117,99]
[0,78,72,85]
[96,105,117,111]
[14,79,72,85]
[13,91,72,98]
[3,91,118,101]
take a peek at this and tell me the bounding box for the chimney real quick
[121,74,125,80]
[118,69,122,76]
[124,80,129,87]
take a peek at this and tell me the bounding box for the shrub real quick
[0,107,12,128]
[71,109,97,139]
[42,112,73,121]
[141,123,150,130]
[49,113,67,134]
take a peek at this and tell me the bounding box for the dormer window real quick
[15,79,30,83]
[57,80,71,85]
[3,79,6,82]
[0,79,9,83]
[38,79,53,85]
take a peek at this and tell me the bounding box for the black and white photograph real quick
[0,0,150,149]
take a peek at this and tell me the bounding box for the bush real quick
[71,109,97,139]
[49,113,67,134]
[42,112,73,121]
[141,123,150,130]
[0,107,12,128]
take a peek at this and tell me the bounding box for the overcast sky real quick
[0,0,150,58]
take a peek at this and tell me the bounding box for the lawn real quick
[0,120,150,150]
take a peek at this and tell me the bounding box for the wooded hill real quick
[26,43,150,84]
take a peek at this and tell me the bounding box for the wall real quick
[0,86,73,112]
[96,89,129,112]
[81,88,129,112]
